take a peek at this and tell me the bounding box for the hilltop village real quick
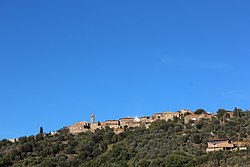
[67,109,248,152]
[3,108,250,166]
[68,109,214,134]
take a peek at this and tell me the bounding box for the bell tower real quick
[91,114,95,124]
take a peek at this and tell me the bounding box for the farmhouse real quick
[206,138,235,152]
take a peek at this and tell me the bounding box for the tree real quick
[194,109,207,114]
[18,136,27,144]
[216,109,228,120]
[196,120,205,130]
[36,133,44,141]
[233,108,243,117]
[40,127,44,134]
[137,159,150,167]
[0,139,11,147]
[246,126,250,135]
[192,134,202,144]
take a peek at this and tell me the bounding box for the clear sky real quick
[0,0,250,139]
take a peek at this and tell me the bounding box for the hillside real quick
[1,108,250,167]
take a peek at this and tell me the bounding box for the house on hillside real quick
[152,112,180,121]
[184,113,213,123]
[231,141,248,151]
[9,138,18,143]
[139,116,153,128]
[140,116,153,123]
[119,117,136,127]
[105,120,120,129]
[206,138,235,152]
[226,111,234,118]
[180,109,193,115]
[120,117,143,128]
[90,122,107,131]
[221,111,234,123]
[68,121,90,134]
[114,128,125,134]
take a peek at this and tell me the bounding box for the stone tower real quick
[91,114,95,124]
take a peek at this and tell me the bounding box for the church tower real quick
[91,114,95,124]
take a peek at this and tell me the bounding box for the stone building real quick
[9,138,18,143]
[105,120,120,129]
[139,116,152,128]
[140,116,153,123]
[184,113,213,123]
[152,112,180,121]
[119,117,136,127]
[91,113,95,124]
[90,122,107,131]
[68,121,90,134]
[180,109,193,115]
[114,128,125,134]
[206,138,235,152]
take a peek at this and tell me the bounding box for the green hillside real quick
[1,108,250,167]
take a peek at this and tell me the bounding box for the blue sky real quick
[0,1,250,139]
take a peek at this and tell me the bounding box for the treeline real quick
[1,108,250,167]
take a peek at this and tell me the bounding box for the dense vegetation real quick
[1,108,250,167]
